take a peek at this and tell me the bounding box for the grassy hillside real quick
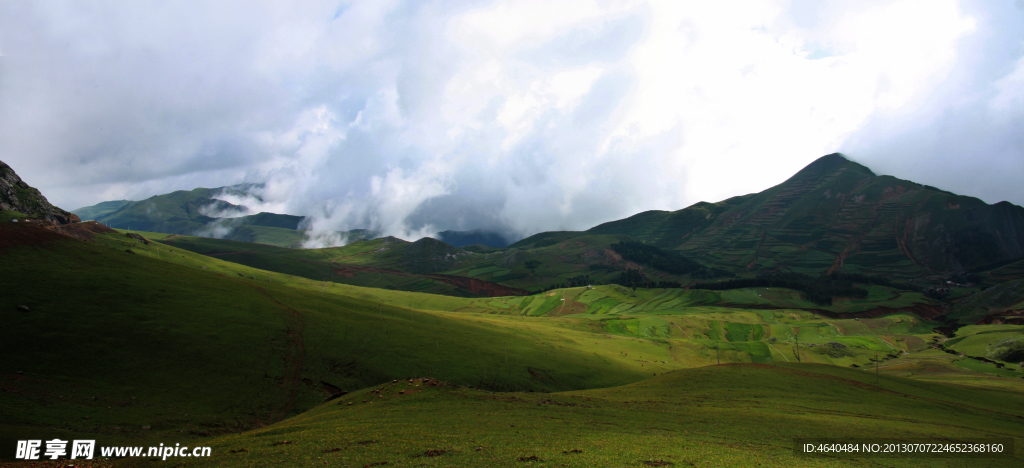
[2,222,1023,466]
[81,186,307,243]
[0,223,661,458]
[945,279,1024,325]
[155,364,1023,468]
[71,200,133,220]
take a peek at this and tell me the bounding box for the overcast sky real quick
[2,0,1023,243]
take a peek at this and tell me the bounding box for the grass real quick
[944,325,1024,368]
[3,223,1024,466]
[149,364,1024,468]
[0,210,33,222]
[0,226,657,459]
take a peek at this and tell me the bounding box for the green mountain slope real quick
[93,187,304,235]
[71,199,132,220]
[2,220,1022,465]
[521,154,1024,279]
[75,187,379,248]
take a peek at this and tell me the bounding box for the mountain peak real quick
[795,153,875,179]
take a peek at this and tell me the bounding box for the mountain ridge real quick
[547,153,1024,277]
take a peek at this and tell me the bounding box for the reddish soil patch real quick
[603,249,640,270]
[47,220,119,241]
[976,309,1024,325]
[428,273,529,297]
[0,221,73,251]
[333,267,356,277]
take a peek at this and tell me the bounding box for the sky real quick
[2,0,1023,245]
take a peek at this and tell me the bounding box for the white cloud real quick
[990,54,1024,112]
[5,0,1020,245]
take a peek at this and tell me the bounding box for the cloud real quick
[2,0,1021,246]
[193,217,243,240]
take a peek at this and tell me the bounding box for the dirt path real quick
[246,284,305,420]
[671,322,692,339]
[767,343,790,362]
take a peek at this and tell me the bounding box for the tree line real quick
[691,272,869,306]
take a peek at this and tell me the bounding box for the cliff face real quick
[0,160,80,225]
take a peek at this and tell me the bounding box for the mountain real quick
[74,186,315,247]
[0,159,80,225]
[77,188,514,250]
[516,153,1024,278]
[436,229,509,248]
[70,199,132,220]
[4,157,1024,466]
[85,186,303,233]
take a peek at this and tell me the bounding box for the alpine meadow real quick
[4,2,1024,467]
[3,151,1024,467]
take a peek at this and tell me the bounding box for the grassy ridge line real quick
[172,364,1024,468]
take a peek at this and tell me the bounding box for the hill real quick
[0,222,658,459]
[70,199,132,220]
[174,364,1024,467]
[1,214,1022,465]
[0,159,80,224]
[69,154,1024,291]
[86,186,304,235]
[74,186,369,248]
[123,155,1024,314]
[436,229,510,248]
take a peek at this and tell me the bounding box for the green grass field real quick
[150,364,1024,468]
[2,223,1023,466]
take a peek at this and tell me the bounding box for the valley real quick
[2,155,1024,466]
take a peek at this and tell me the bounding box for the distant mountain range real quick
[58,153,1024,278]
[72,185,512,249]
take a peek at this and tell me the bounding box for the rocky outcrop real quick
[1,159,80,225]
